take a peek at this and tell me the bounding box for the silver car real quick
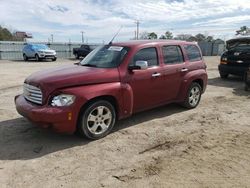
[22,44,57,61]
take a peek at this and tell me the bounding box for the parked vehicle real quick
[219,37,250,79]
[245,68,250,91]
[73,44,91,59]
[22,44,57,61]
[15,40,207,139]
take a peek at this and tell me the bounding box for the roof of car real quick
[113,40,197,47]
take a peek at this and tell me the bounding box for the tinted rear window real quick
[184,45,202,62]
[162,45,184,64]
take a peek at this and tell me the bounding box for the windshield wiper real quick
[81,64,97,67]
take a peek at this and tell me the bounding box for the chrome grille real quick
[23,83,43,105]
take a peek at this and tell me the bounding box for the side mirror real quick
[128,60,148,71]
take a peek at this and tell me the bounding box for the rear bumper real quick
[218,64,248,76]
[15,95,77,134]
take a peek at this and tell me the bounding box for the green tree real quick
[236,26,250,36]
[195,33,206,41]
[206,36,214,42]
[139,31,149,39]
[0,26,14,41]
[159,35,166,39]
[148,32,158,39]
[165,31,173,39]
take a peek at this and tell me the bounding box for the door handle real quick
[152,72,161,77]
[180,68,188,72]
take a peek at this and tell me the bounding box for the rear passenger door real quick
[161,45,187,100]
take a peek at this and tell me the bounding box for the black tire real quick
[245,84,249,91]
[35,54,40,62]
[182,82,202,109]
[75,54,80,59]
[77,100,116,140]
[23,54,28,61]
[52,57,57,61]
[219,72,228,79]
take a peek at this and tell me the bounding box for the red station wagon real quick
[15,40,207,139]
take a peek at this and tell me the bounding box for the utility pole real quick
[51,34,54,43]
[81,31,85,43]
[135,20,140,40]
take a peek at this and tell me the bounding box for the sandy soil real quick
[0,57,249,188]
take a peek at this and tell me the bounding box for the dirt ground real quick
[0,57,249,188]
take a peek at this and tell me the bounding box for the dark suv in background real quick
[219,37,250,79]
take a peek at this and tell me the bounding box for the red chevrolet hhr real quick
[15,40,207,139]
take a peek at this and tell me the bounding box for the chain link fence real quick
[0,41,99,60]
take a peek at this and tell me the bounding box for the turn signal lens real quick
[220,61,227,64]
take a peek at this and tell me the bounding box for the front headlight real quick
[222,57,227,61]
[51,94,75,107]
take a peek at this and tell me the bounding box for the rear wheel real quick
[23,54,28,61]
[75,54,80,59]
[35,54,40,62]
[77,100,116,140]
[219,72,228,79]
[182,82,202,109]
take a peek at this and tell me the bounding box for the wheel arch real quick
[78,95,119,121]
[192,79,204,91]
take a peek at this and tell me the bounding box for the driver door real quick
[127,47,165,112]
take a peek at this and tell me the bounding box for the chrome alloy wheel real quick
[189,86,201,107]
[86,106,112,135]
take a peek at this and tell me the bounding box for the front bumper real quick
[218,64,248,76]
[15,95,77,134]
[38,53,57,59]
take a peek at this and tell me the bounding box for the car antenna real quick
[109,26,123,45]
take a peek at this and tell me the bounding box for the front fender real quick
[58,82,133,120]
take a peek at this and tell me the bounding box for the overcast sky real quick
[1,0,250,43]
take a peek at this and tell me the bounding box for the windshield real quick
[80,45,129,68]
[32,44,49,50]
[227,41,250,50]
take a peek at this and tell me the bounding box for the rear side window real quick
[184,45,202,62]
[132,47,158,67]
[162,45,184,64]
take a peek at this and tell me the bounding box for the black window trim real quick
[162,45,185,65]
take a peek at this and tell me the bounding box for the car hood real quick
[25,65,120,94]
[226,37,250,50]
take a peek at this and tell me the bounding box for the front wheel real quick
[23,54,28,61]
[77,100,116,140]
[52,57,57,61]
[219,72,228,79]
[75,54,80,59]
[35,54,40,62]
[182,82,202,109]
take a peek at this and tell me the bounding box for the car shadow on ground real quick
[208,76,249,97]
[0,104,185,161]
